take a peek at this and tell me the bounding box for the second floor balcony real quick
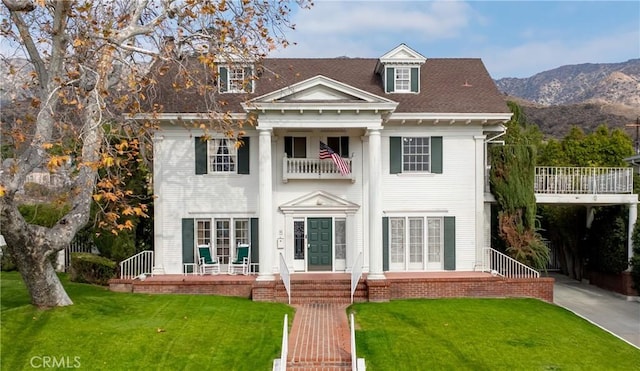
[282,156,355,183]
[534,167,633,194]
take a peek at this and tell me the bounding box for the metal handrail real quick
[279,253,291,304]
[350,313,366,371]
[481,248,540,278]
[119,250,154,279]
[350,252,364,304]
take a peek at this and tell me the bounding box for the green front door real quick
[307,218,332,271]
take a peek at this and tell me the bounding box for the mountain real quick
[496,59,640,138]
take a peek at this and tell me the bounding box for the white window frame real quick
[402,137,431,172]
[228,67,245,93]
[196,218,250,264]
[208,138,237,173]
[388,216,444,271]
[395,67,411,92]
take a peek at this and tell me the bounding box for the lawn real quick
[350,299,640,371]
[1,272,293,371]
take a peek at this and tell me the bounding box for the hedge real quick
[69,252,117,285]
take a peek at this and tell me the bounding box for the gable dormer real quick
[375,44,426,94]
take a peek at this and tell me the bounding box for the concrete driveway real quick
[551,273,640,349]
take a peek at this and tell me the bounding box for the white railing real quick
[481,248,540,279]
[350,313,366,371]
[119,250,154,279]
[534,167,633,194]
[282,156,354,182]
[279,253,291,305]
[350,252,364,304]
[273,314,288,371]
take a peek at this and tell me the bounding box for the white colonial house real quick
[141,44,515,281]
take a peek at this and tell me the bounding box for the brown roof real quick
[145,57,510,114]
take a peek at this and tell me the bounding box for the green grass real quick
[350,299,640,371]
[1,272,293,371]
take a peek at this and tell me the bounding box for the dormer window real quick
[395,67,411,92]
[219,65,254,93]
[376,44,426,94]
[385,66,419,93]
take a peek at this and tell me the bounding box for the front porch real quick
[109,271,554,303]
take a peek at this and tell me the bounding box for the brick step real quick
[287,361,352,368]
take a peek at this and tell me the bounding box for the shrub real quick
[18,203,70,228]
[586,207,629,274]
[69,252,117,285]
[0,249,17,271]
[92,231,136,262]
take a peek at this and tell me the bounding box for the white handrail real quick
[350,313,366,371]
[279,253,291,304]
[119,250,154,279]
[281,314,288,371]
[350,252,364,304]
[481,247,540,278]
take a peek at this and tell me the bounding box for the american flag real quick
[319,141,350,176]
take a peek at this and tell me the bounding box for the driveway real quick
[551,273,640,348]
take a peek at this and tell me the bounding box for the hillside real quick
[497,59,640,138]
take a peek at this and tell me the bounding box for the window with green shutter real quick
[219,65,253,93]
[384,66,420,93]
[194,137,250,175]
[389,136,442,174]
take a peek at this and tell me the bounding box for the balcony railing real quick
[282,156,355,182]
[534,167,633,194]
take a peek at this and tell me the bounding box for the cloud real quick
[482,29,640,79]
[273,0,473,57]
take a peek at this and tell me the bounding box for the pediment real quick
[279,190,360,213]
[246,75,395,105]
[379,44,427,64]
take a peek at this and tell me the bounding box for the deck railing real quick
[119,250,154,279]
[350,252,364,304]
[481,248,540,279]
[282,156,354,182]
[279,253,291,304]
[534,167,633,194]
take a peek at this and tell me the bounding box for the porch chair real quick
[197,245,220,275]
[228,244,250,275]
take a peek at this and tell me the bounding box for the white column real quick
[367,128,385,279]
[474,135,485,268]
[152,134,165,275]
[628,202,637,270]
[257,128,275,281]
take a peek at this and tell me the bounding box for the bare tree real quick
[0,0,309,308]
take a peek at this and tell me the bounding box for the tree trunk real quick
[17,252,72,308]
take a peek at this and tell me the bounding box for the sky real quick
[270,0,640,79]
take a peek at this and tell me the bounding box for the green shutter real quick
[182,218,195,264]
[431,136,443,174]
[244,67,253,92]
[284,136,293,158]
[386,67,395,93]
[237,137,250,174]
[250,218,259,266]
[219,66,228,93]
[382,217,389,271]
[195,137,208,175]
[390,137,402,174]
[444,216,456,270]
[410,67,419,92]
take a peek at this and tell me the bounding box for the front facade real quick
[147,44,512,279]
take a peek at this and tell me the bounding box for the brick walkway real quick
[287,303,352,370]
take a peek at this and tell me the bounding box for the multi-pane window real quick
[409,218,423,263]
[196,218,249,264]
[326,136,349,157]
[390,218,405,264]
[402,137,430,172]
[395,67,410,92]
[294,220,305,260]
[196,220,211,246]
[209,139,237,173]
[228,67,245,92]
[215,219,231,264]
[389,216,443,270]
[428,218,442,263]
[335,218,346,260]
